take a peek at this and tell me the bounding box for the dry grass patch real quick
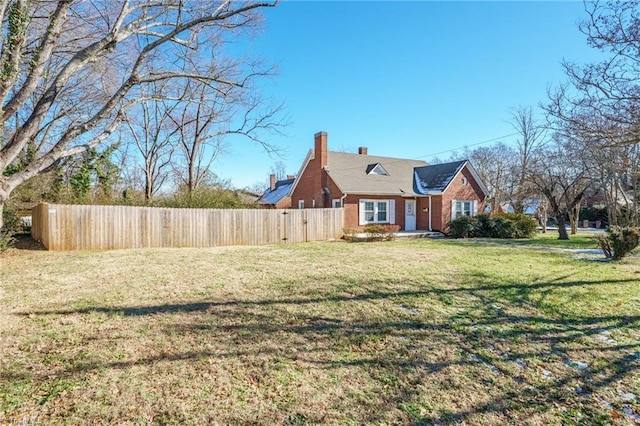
[1,239,639,424]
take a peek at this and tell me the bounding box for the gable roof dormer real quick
[366,163,389,176]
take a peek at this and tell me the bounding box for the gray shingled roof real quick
[325,152,427,196]
[414,160,466,194]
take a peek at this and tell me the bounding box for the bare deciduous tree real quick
[465,143,517,215]
[0,0,279,229]
[508,106,547,213]
[123,83,180,203]
[526,139,592,240]
[168,79,284,194]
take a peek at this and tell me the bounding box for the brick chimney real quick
[358,146,368,155]
[287,174,295,180]
[314,131,328,168]
[269,173,276,191]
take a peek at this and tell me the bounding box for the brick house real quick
[289,131,489,231]
[256,174,295,209]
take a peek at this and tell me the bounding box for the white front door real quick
[405,199,416,231]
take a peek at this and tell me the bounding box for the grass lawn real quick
[464,230,602,250]
[1,234,639,425]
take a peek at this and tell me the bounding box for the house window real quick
[461,177,468,185]
[360,200,393,225]
[377,201,387,222]
[453,200,473,218]
[332,199,341,208]
[298,200,304,209]
[312,199,316,208]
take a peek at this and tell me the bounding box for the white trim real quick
[465,161,490,197]
[359,198,392,225]
[312,199,316,208]
[428,196,432,231]
[298,200,304,209]
[359,200,366,225]
[367,163,389,176]
[288,149,313,197]
[441,161,490,198]
[389,199,396,224]
[344,191,426,196]
[452,199,474,219]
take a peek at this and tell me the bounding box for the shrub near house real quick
[342,224,401,242]
[447,213,538,239]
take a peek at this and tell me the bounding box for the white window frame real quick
[298,200,304,209]
[332,199,341,208]
[359,199,396,225]
[312,199,316,208]
[451,200,476,219]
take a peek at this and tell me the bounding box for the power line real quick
[324,131,522,173]
[413,132,521,160]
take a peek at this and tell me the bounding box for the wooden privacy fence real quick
[31,203,344,251]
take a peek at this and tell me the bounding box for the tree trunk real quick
[540,205,548,233]
[0,188,9,231]
[569,203,579,234]
[556,213,569,240]
[0,198,5,231]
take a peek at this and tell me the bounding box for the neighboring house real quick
[256,174,294,209]
[290,132,489,231]
[498,198,544,215]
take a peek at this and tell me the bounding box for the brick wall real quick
[439,166,486,231]
[343,194,409,229]
[291,132,345,209]
[291,133,324,208]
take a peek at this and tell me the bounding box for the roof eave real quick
[341,190,427,197]
[288,149,313,196]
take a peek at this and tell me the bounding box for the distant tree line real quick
[450,1,640,240]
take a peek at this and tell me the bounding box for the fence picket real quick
[30,203,344,250]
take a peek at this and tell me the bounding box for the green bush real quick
[160,186,250,209]
[596,226,639,260]
[495,213,538,238]
[448,213,537,239]
[447,216,475,238]
[1,207,23,253]
[472,213,494,237]
[492,216,516,239]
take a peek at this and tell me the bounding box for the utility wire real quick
[326,132,521,173]
[414,132,521,160]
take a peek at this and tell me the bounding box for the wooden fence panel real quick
[30,203,344,250]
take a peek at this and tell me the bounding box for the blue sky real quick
[216,1,602,190]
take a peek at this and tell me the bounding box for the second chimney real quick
[358,146,368,155]
[269,173,276,191]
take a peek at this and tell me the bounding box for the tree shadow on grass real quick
[6,275,640,424]
[15,277,637,317]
